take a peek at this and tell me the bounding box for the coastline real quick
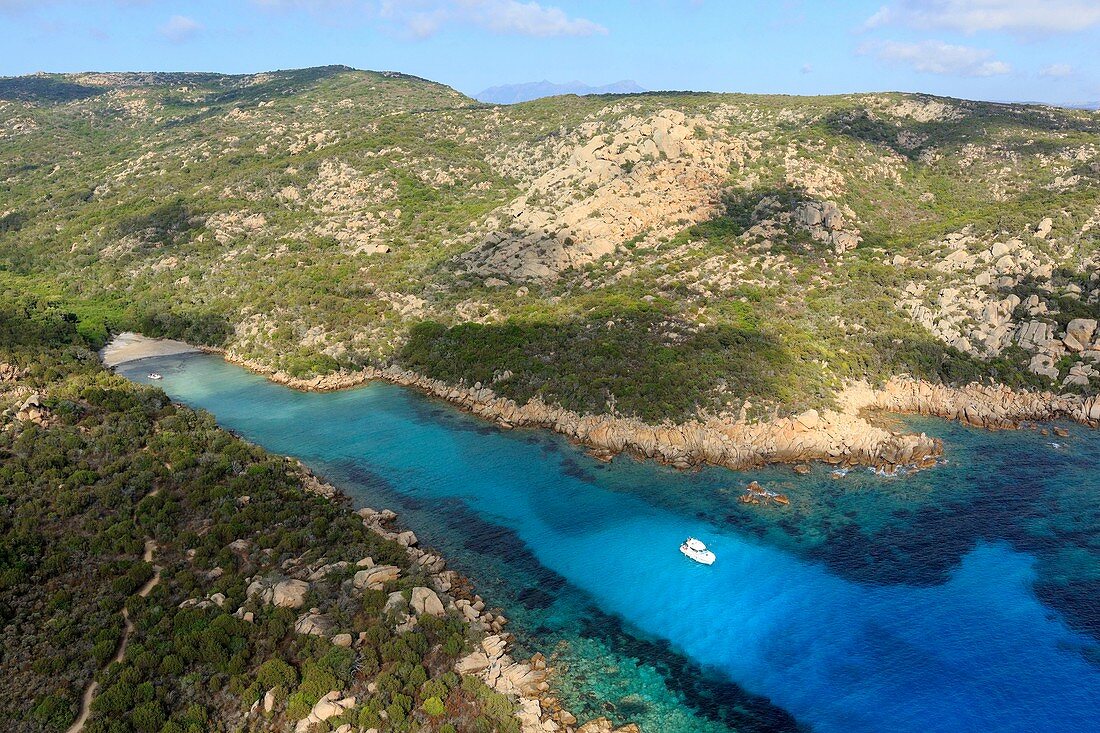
[103,333,629,733]
[296,468,608,733]
[105,332,1099,475]
[220,352,945,473]
[99,332,200,367]
[219,356,1095,469]
[100,333,1099,733]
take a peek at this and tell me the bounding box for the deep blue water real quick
[119,353,1100,733]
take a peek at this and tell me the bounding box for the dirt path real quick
[65,540,160,733]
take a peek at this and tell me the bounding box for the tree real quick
[256,658,297,691]
[131,701,166,732]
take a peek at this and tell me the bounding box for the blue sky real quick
[1,1,1098,105]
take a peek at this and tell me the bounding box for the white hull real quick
[680,545,716,565]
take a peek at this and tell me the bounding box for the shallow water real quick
[119,353,1100,733]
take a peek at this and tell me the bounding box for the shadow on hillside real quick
[821,103,1100,161]
[112,198,203,250]
[163,66,352,127]
[397,312,816,422]
[0,76,105,103]
[675,183,847,256]
[201,65,351,108]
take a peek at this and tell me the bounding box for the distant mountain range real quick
[474,79,645,104]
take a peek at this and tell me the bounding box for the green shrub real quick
[422,695,446,717]
[256,658,298,690]
[131,701,166,732]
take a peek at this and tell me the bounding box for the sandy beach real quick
[99,332,199,367]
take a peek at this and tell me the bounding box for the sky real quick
[1,0,1098,105]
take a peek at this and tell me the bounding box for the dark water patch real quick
[517,586,556,610]
[330,461,398,497]
[464,522,528,557]
[433,499,567,597]
[358,492,809,731]
[1036,579,1100,649]
[327,460,430,513]
[806,507,978,586]
[579,608,807,733]
[616,694,651,719]
[821,426,1099,644]
[560,455,600,484]
[400,387,506,438]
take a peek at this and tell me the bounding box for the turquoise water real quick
[119,354,1100,733]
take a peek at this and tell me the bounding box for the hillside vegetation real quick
[0,292,530,732]
[2,66,1099,422]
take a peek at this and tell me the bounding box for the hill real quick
[1,66,1098,426]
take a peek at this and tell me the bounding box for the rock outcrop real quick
[294,691,355,733]
[245,577,310,609]
[459,108,753,282]
[844,377,1099,429]
[0,362,28,382]
[456,636,561,731]
[410,586,445,617]
[293,609,334,636]
[352,565,401,590]
[15,393,54,427]
[791,200,861,253]
[577,719,640,733]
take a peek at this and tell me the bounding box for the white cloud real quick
[465,0,606,37]
[800,63,813,74]
[864,0,1100,34]
[255,0,607,37]
[859,39,1012,76]
[1039,63,1074,78]
[158,14,203,42]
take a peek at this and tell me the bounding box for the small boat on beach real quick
[680,537,716,565]
[148,373,163,380]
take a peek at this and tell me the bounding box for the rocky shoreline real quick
[842,377,1100,430]
[222,352,948,472]
[219,355,1099,471]
[104,333,1098,472]
[100,336,629,733]
[101,335,1099,733]
[280,465,633,733]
